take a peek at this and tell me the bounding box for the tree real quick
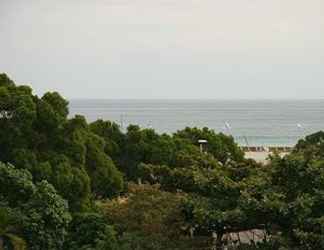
[90,120,125,164]
[294,131,324,160]
[174,127,244,164]
[0,74,124,211]
[0,207,26,250]
[65,213,119,250]
[0,162,71,250]
[100,183,191,250]
[265,154,324,249]
[85,133,123,198]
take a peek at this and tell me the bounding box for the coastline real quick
[244,151,289,163]
[242,146,292,163]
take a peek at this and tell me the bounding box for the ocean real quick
[69,99,324,146]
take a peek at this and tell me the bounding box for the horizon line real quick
[68,97,324,101]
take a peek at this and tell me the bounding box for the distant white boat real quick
[297,123,303,129]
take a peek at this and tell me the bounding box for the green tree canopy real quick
[0,74,123,211]
[0,162,71,250]
[65,213,119,250]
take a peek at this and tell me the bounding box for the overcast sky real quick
[0,0,323,99]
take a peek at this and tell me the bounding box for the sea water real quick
[69,99,324,146]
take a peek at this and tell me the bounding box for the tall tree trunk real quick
[0,236,4,250]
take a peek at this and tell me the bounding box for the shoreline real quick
[242,146,292,163]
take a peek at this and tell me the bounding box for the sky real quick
[0,0,323,99]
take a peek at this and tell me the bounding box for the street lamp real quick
[198,139,208,153]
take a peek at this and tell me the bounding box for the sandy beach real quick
[245,151,289,164]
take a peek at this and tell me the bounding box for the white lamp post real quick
[198,139,208,153]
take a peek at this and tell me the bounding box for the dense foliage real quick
[1,73,324,249]
[0,162,71,250]
[0,73,123,211]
